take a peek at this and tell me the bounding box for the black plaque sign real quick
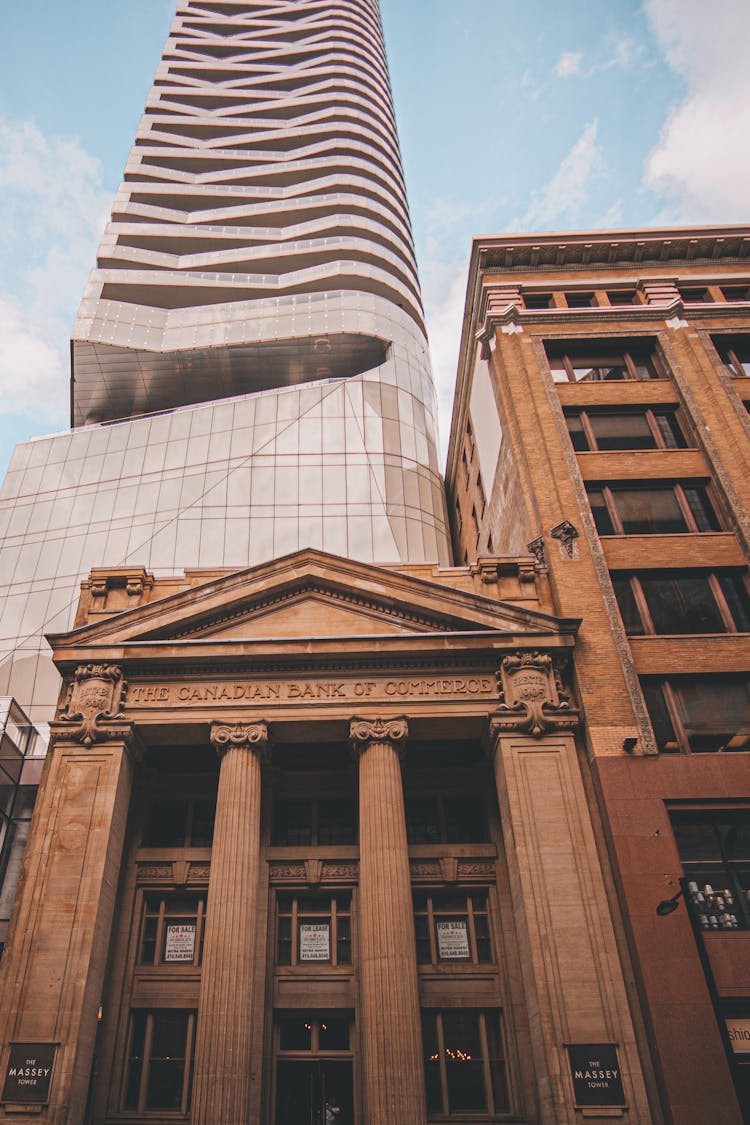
[566,1044,626,1108]
[2,1043,56,1104]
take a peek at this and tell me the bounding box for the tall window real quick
[546,340,662,383]
[405,794,488,845]
[139,893,207,967]
[276,893,352,966]
[586,483,721,536]
[414,891,492,965]
[642,678,750,753]
[422,1011,508,1116]
[271,798,356,846]
[671,811,750,930]
[124,1010,195,1113]
[613,572,750,635]
[712,335,750,378]
[565,409,687,452]
[141,798,215,848]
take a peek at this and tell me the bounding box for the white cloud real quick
[0,115,110,418]
[0,296,67,420]
[513,119,603,232]
[422,259,469,464]
[554,51,583,78]
[644,0,750,221]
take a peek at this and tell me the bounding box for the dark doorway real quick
[275,1060,353,1125]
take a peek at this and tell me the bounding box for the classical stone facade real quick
[447,227,750,1122]
[0,551,653,1122]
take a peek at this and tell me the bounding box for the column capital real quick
[210,720,270,761]
[350,716,408,757]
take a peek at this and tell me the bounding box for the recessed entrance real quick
[274,1015,354,1125]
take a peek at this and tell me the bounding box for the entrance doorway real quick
[274,1014,354,1125]
[275,1060,353,1125]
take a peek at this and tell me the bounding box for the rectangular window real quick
[565,409,687,453]
[414,891,492,965]
[671,811,750,930]
[607,289,638,305]
[405,794,488,845]
[721,285,750,303]
[565,291,595,308]
[124,1009,195,1113]
[586,483,721,536]
[422,1011,509,1116]
[139,893,207,967]
[546,339,662,383]
[276,893,351,966]
[142,798,215,848]
[678,286,712,304]
[642,678,750,754]
[712,334,750,378]
[523,292,553,309]
[612,572,750,635]
[272,798,356,846]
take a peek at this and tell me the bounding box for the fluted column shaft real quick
[191,721,269,1125]
[351,717,427,1125]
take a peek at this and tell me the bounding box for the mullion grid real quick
[619,571,742,635]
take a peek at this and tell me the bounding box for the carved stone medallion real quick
[493,651,578,738]
[59,663,126,746]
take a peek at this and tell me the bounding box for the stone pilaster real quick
[487,713,653,1124]
[350,717,426,1125]
[191,721,269,1125]
[0,714,140,1125]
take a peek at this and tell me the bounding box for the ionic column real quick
[350,717,426,1125]
[191,721,269,1125]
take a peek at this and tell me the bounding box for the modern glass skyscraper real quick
[0,0,450,728]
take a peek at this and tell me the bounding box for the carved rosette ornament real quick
[493,651,578,738]
[60,663,126,746]
[349,716,408,757]
[209,720,270,762]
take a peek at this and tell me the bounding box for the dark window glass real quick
[612,577,644,635]
[679,286,711,303]
[524,292,553,309]
[640,575,725,634]
[546,340,660,383]
[565,414,589,452]
[276,893,351,966]
[405,797,441,844]
[124,1010,193,1112]
[124,1011,147,1110]
[721,286,750,302]
[191,800,215,846]
[486,1017,510,1112]
[422,1016,442,1114]
[443,1011,486,1112]
[587,488,615,535]
[672,812,750,929]
[318,799,356,845]
[444,796,487,843]
[273,800,313,846]
[589,413,656,451]
[318,1018,349,1051]
[143,800,188,847]
[279,1017,313,1051]
[642,681,679,754]
[607,290,637,305]
[711,334,750,377]
[683,486,721,531]
[617,488,687,534]
[414,891,492,965]
[565,291,595,308]
[139,894,206,966]
[654,412,687,449]
[719,575,750,632]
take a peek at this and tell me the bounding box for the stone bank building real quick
[0,2,749,1124]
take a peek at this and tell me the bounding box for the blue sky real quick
[0,0,748,474]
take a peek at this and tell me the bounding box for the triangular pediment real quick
[48,549,578,653]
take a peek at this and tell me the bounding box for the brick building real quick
[446,226,750,1123]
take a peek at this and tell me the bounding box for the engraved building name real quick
[126,676,496,706]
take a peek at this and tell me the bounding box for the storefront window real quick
[414,891,492,965]
[276,893,351,966]
[124,1009,195,1113]
[671,811,750,929]
[422,1010,508,1116]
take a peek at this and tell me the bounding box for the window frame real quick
[546,341,664,384]
[414,889,494,967]
[565,407,688,453]
[642,677,750,755]
[586,481,722,536]
[123,1008,196,1115]
[404,793,489,846]
[141,796,216,849]
[422,1009,509,1117]
[271,796,357,847]
[712,335,750,378]
[275,890,352,968]
[138,891,207,968]
[612,571,750,636]
[671,810,750,930]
